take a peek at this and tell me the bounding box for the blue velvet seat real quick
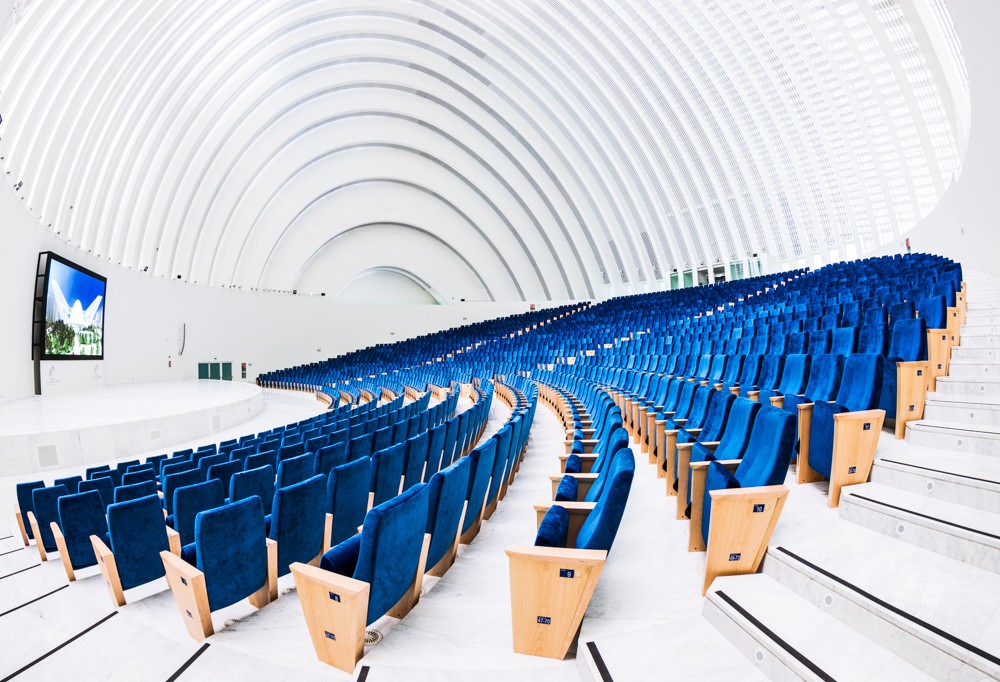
[276,452,317,489]
[29,484,70,558]
[402,431,430,491]
[53,490,109,580]
[483,424,514,517]
[94,493,179,606]
[879,318,928,421]
[831,326,858,355]
[349,432,375,462]
[115,480,158,504]
[162,468,202,515]
[15,480,45,544]
[315,441,349,477]
[741,354,785,398]
[326,456,372,547]
[163,496,275,640]
[918,295,947,329]
[782,354,844,416]
[86,465,111,479]
[460,439,497,542]
[122,467,157,487]
[692,405,796,554]
[230,464,275,512]
[424,457,473,576]
[757,354,810,405]
[269,474,327,576]
[279,441,306,462]
[54,475,83,494]
[371,442,406,507]
[79,476,115,509]
[671,389,737,496]
[197,453,227,481]
[207,459,241,494]
[292,483,430,673]
[169,479,226,546]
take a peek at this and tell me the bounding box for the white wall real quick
[0,181,551,403]
[886,0,1000,277]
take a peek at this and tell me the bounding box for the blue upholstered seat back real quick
[709,398,762,461]
[373,425,393,453]
[787,332,807,354]
[831,327,858,356]
[207,460,241,495]
[326,456,372,546]
[589,427,629,477]
[57,490,109,569]
[575,448,635,552]
[679,386,712,430]
[807,329,831,354]
[834,354,885,413]
[54,476,82,494]
[462,439,497,533]
[230,464,275,512]
[701,407,796,541]
[315,441,349,477]
[747,354,784,396]
[163,468,201,514]
[890,301,915,323]
[802,354,844,402]
[114,480,158,504]
[194,496,267,611]
[888,318,928,361]
[79,476,114,509]
[197,454,226,481]
[341,483,429,625]
[858,324,889,355]
[270,474,326,576]
[586,431,632,502]
[32,484,69,550]
[16,481,46,539]
[777,354,811,395]
[425,457,473,570]
[424,423,449,478]
[371,443,406,507]
[671,381,696,420]
[485,424,513,507]
[108,494,171,590]
[917,295,947,329]
[403,431,430,492]
[276,453,317,489]
[735,354,762,388]
[173,479,226,546]
[122,469,156,487]
[349,432,375,462]
[691,389,736,443]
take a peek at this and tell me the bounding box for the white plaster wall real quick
[0,181,554,403]
[888,0,1000,276]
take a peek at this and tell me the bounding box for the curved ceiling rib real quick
[0,0,969,302]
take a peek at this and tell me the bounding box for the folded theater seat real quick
[797,353,886,506]
[161,497,277,640]
[505,448,635,660]
[291,483,431,674]
[688,405,797,594]
[92,493,180,607]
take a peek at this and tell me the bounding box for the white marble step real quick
[765,533,1000,682]
[934,376,1000,398]
[923,393,1000,427]
[906,419,1000,457]
[947,360,1000,379]
[959,336,1000,350]
[951,346,1000,362]
[839,482,1000,573]
[872,445,1000,513]
[963,323,1000,336]
[704,574,938,682]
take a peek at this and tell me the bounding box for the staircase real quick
[704,275,1000,681]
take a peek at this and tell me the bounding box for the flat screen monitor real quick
[35,252,106,360]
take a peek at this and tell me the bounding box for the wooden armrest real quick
[833,408,886,423]
[166,526,181,555]
[26,511,45,561]
[52,522,76,581]
[505,545,606,563]
[91,534,126,606]
[746,390,759,401]
[685,427,703,436]
[290,561,370,674]
[690,459,740,473]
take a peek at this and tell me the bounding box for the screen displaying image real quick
[43,255,106,358]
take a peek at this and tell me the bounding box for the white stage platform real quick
[0,380,264,476]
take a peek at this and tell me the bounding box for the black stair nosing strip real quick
[585,641,614,682]
[774,546,1000,667]
[714,590,837,682]
[0,564,40,580]
[877,459,1000,486]
[356,665,371,682]
[0,547,26,556]
[0,584,69,618]
[165,642,210,682]
[0,611,116,681]
[845,492,1000,541]
[0,535,12,541]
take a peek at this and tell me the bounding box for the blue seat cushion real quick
[320,533,362,576]
[554,476,579,502]
[564,454,583,474]
[809,400,847,479]
[534,505,569,548]
[571,439,585,454]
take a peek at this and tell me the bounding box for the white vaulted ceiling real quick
[0,0,969,302]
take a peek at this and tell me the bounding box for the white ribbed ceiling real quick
[0,0,969,302]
